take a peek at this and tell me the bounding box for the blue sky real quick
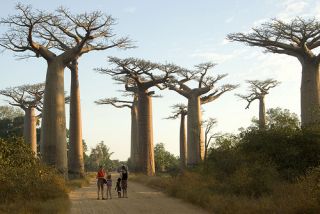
[1,0,320,160]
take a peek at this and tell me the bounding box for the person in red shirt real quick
[96,165,106,200]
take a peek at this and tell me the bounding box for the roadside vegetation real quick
[131,108,320,213]
[0,136,92,214]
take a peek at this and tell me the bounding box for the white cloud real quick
[191,52,234,63]
[277,0,308,20]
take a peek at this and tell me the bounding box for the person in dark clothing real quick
[115,177,122,198]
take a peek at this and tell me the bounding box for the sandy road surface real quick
[69,174,209,214]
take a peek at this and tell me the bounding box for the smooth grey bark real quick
[300,60,320,126]
[137,90,155,176]
[23,107,37,155]
[259,96,266,130]
[179,112,187,168]
[40,59,68,176]
[187,95,204,166]
[130,96,140,172]
[68,59,84,178]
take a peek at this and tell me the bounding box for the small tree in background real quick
[203,117,218,162]
[154,143,178,173]
[0,106,24,139]
[236,79,280,130]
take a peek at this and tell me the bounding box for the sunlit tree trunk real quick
[187,95,204,166]
[23,107,37,155]
[68,59,84,178]
[40,59,68,177]
[130,95,139,172]
[259,96,266,130]
[180,113,187,168]
[137,90,155,176]
[300,60,320,127]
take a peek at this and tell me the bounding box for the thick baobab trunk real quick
[300,61,320,127]
[130,96,139,172]
[180,113,187,168]
[137,90,155,176]
[259,96,266,130]
[68,60,84,178]
[23,107,37,155]
[40,59,68,177]
[187,95,204,166]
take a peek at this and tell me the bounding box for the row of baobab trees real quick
[1,4,320,177]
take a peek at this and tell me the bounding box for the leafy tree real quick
[154,143,179,173]
[85,141,114,172]
[0,106,24,139]
[251,107,300,130]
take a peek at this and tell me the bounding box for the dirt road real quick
[69,175,209,214]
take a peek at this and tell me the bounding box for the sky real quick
[1,0,320,160]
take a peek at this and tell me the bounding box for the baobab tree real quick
[169,62,238,166]
[97,57,181,175]
[166,104,188,168]
[0,4,130,176]
[236,79,280,130]
[95,96,140,172]
[38,8,132,178]
[228,17,320,127]
[0,83,44,155]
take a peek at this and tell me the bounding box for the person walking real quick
[96,165,106,200]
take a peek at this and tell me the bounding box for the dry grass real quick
[0,197,70,214]
[130,169,320,213]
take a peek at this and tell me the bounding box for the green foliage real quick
[84,141,114,171]
[0,106,24,120]
[154,143,179,173]
[251,107,300,130]
[0,137,68,204]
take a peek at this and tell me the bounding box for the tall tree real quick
[228,17,320,127]
[0,4,130,176]
[40,9,132,178]
[95,96,139,172]
[0,83,44,155]
[97,57,180,175]
[169,63,237,166]
[165,104,187,168]
[236,79,280,130]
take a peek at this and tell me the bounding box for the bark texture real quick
[131,96,140,171]
[23,107,37,155]
[259,96,266,130]
[187,95,204,166]
[300,61,320,126]
[137,90,155,176]
[68,59,84,178]
[40,59,68,176]
[179,112,187,168]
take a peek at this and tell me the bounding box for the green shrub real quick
[0,137,68,203]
